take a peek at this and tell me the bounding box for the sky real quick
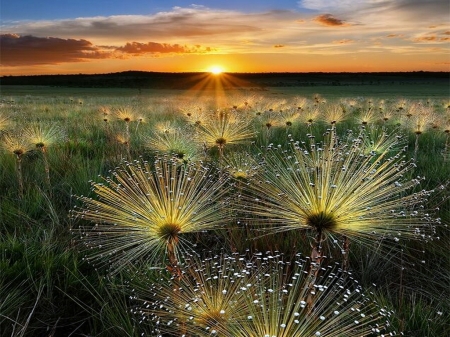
[1,0,449,75]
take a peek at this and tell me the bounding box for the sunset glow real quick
[0,1,449,75]
[209,65,224,75]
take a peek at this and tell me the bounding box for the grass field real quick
[1,79,449,99]
[1,82,449,336]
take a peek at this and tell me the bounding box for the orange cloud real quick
[332,39,354,45]
[116,42,213,54]
[313,14,349,27]
[386,34,403,38]
[413,35,450,42]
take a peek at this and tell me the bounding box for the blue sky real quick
[2,1,304,21]
[1,1,449,74]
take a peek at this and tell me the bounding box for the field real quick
[1,77,449,336]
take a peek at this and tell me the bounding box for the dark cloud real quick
[273,44,285,48]
[0,34,109,66]
[391,0,449,18]
[0,34,215,66]
[313,14,348,26]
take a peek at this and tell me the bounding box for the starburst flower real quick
[291,96,309,111]
[137,252,394,337]
[223,151,259,181]
[24,122,65,194]
[114,106,135,154]
[238,127,437,263]
[379,107,396,124]
[24,122,65,150]
[405,106,438,161]
[355,107,377,127]
[115,106,135,123]
[321,103,347,125]
[279,107,301,129]
[1,131,33,198]
[145,127,201,163]
[299,107,321,127]
[195,109,255,157]
[72,157,232,274]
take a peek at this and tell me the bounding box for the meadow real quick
[0,82,449,336]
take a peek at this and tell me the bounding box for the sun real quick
[209,65,224,75]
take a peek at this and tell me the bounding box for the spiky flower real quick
[299,107,321,126]
[291,96,309,111]
[196,109,255,156]
[138,252,394,337]
[355,107,377,127]
[24,122,65,150]
[1,132,32,198]
[1,132,31,158]
[258,108,282,130]
[238,127,437,255]
[146,127,200,163]
[24,123,65,194]
[279,107,301,129]
[72,157,231,273]
[321,103,347,125]
[115,106,135,123]
[223,151,259,181]
[406,106,437,136]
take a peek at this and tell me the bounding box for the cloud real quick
[313,14,349,26]
[299,0,363,11]
[299,0,449,16]
[0,34,215,66]
[115,42,213,54]
[414,36,450,42]
[1,4,448,68]
[332,39,355,44]
[413,31,450,43]
[386,34,401,38]
[2,7,294,43]
[0,34,109,66]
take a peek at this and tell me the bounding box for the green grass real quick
[1,86,449,336]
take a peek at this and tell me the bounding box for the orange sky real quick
[1,2,449,75]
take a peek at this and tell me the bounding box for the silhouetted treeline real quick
[1,71,448,89]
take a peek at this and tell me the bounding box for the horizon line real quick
[1,70,449,77]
